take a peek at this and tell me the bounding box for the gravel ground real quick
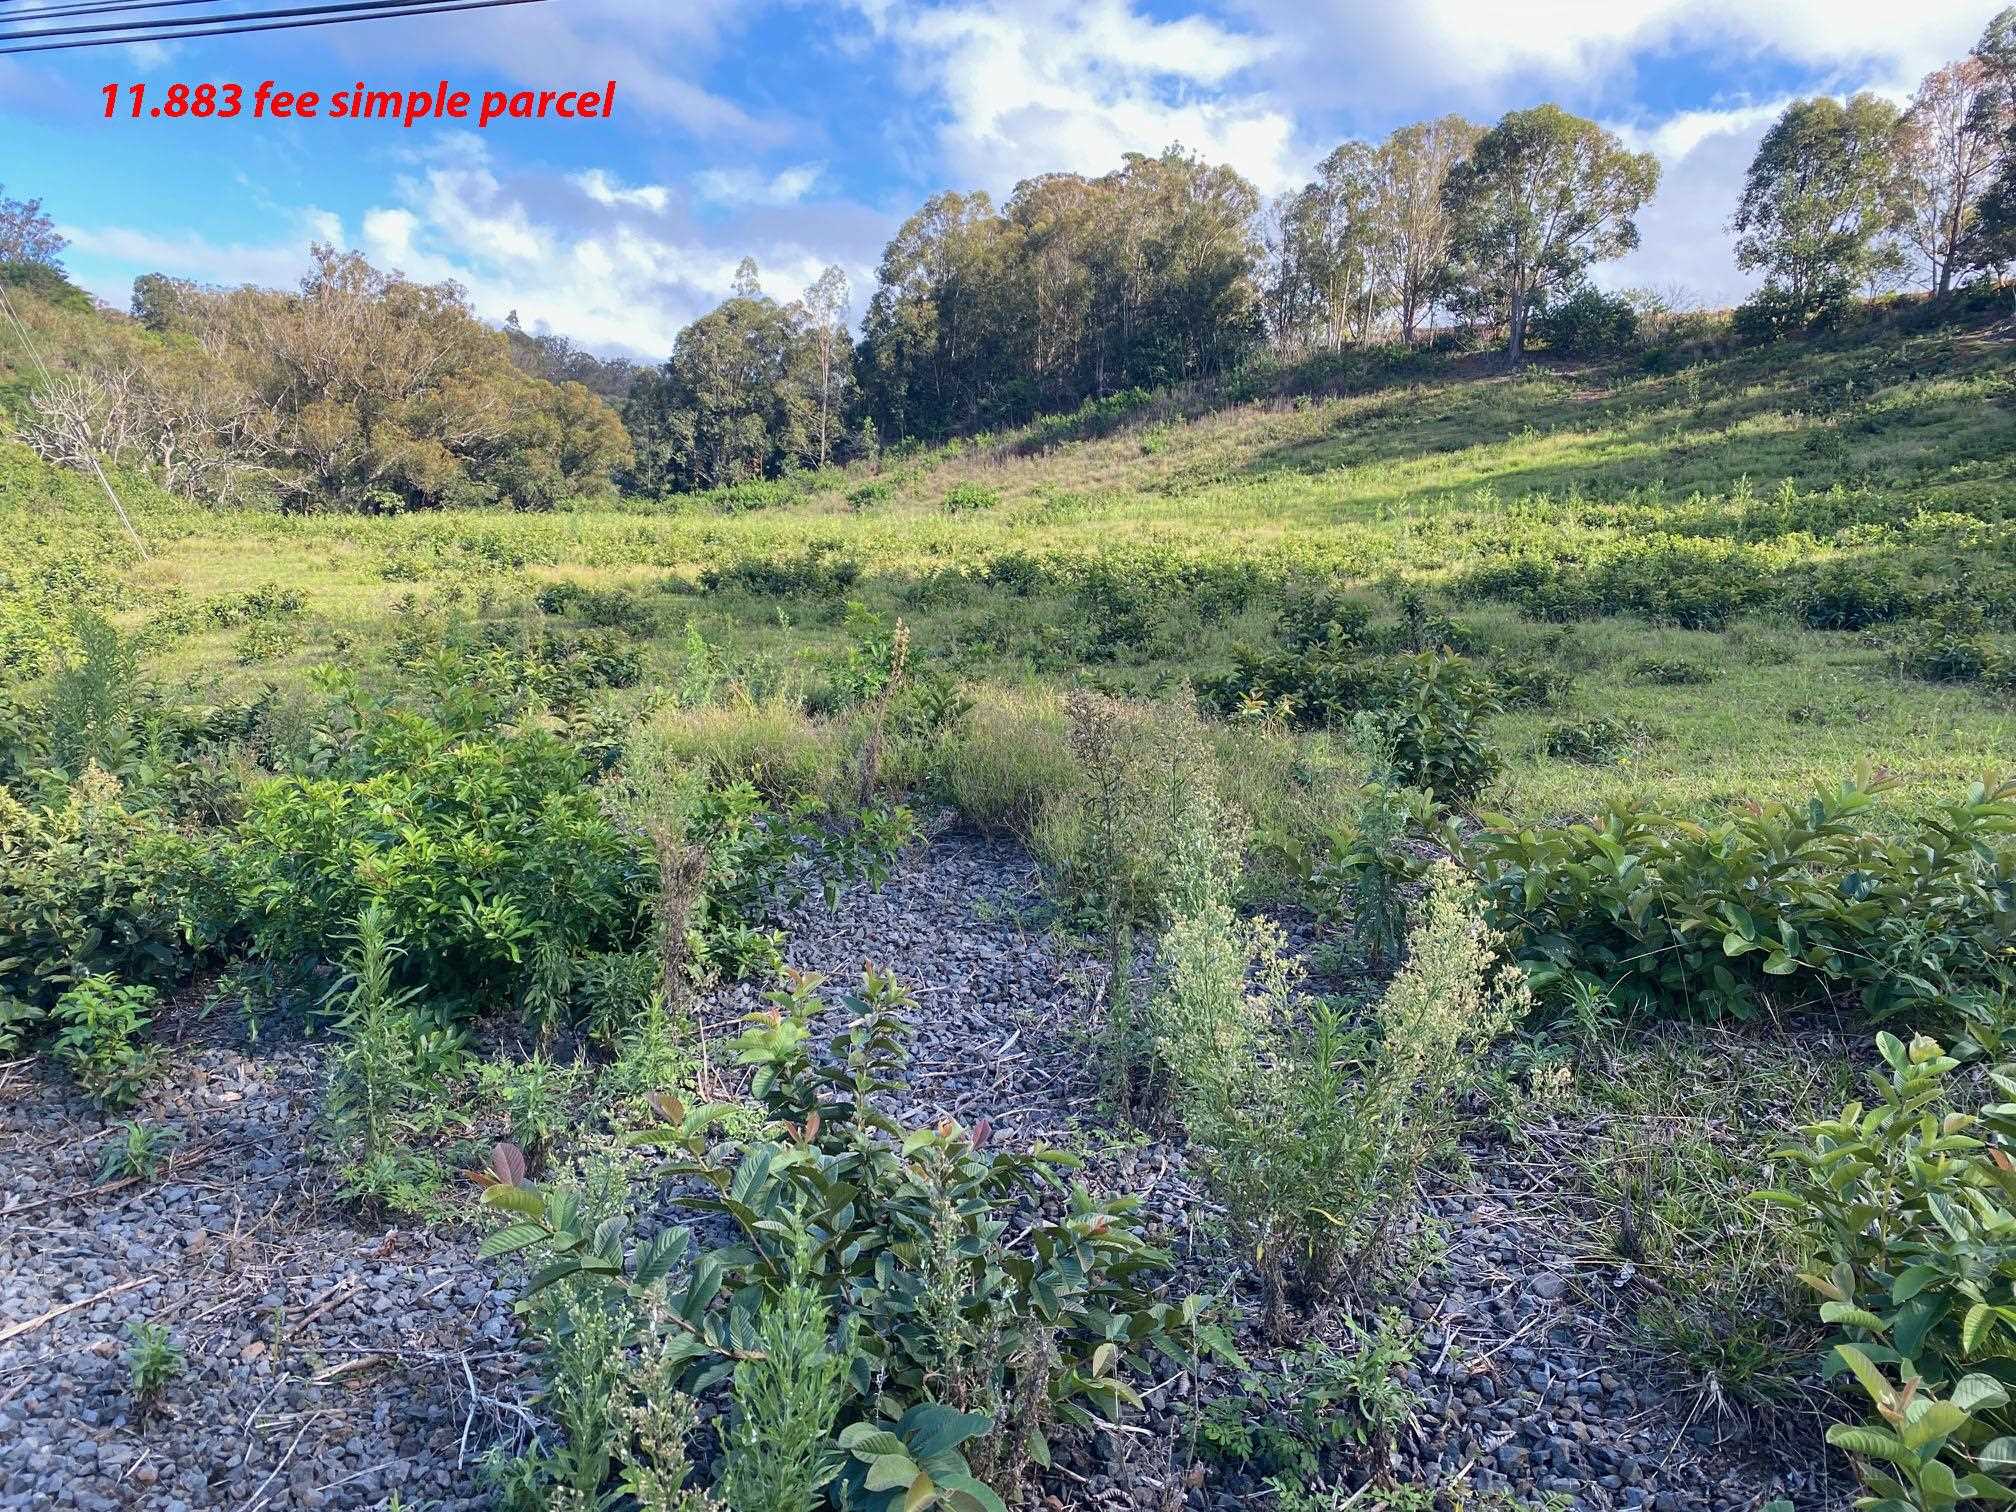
[0,833,1850,1510]
[0,1046,522,1510]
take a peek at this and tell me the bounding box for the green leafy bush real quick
[1201,647,1500,803]
[0,772,192,1009]
[1543,714,1644,765]
[230,709,650,1014]
[1460,772,2016,1021]
[941,481,1000,513]
[477,968,1208,1508]
[1375,651,1502,801]
[1791,561,1914,631]
[97,1119,180,1184]
[123,1320,183,1412]
[1198,1313,1421,1479]
[1149,866,1524,1333]
[1628,654,1717,686]
[1761,1032,2016,1506]
[703,544,862,598]
[51,976,158,1108]
[1536,285,1640,356]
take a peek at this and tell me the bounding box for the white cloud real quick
[1594,104,1778,307]
[694,163,826,207]
[865,0,1301,193]
[316,0,778,137]
[574,169,672,213]
[345,140,857,358]
[55,217,337,304]
[1239,0,1993,114]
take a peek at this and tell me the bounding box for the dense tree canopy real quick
[620,263,854,495]
[1732,95,1908,327]
[858,149,1264,440]
[1265,115,1486,350]
[0,186,65,270]
[21,249,631,510]
[1441,106,1660,361]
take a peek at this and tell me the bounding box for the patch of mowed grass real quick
[1493,1019,1857,1407]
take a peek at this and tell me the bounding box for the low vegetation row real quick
[1,549,2010,1502]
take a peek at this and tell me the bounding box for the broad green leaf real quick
[477,1222,548,1260]
[864,1454,921,1492]
[1825,1423,1911,1464]
[1954,1374,2009,1414]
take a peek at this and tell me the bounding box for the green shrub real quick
[719,1260,853,1512]
[942,481,1000,513]
[703,544,861,598]
[1304,717,1436,967]
[1761,1032,2016,1506]
[1791,561,1914,631]
[1628,654,1717,686]
[0,772,193,1009]
[1460,772,2016,1021]
[1902,605,2014,690]
[1536,285,1640,356]
[231,709,650,1014]
[96,1119,180,1184]
[1543,714,1644,764]
[123,1321,183,1412]
[321,903,457,1212]
[1150,866,1524,1334]
[1198,1313,1421,1479]
[51,976,158,1108]
[1374,651,1501,802]
[43,608,144,777]
[1039,691,1239,1101]
[476,968,1209,1508]
[1202,646,1500,803]
[1487,654,1576,709]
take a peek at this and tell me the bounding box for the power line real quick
[0,0,541,43]
[0,0,226,27]
[0,0,546,52]
[0,280,150,559]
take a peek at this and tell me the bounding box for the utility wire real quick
[0,0,545,51]
[0,0,226,27]
[0,280,149,559]
[0,0,539,42]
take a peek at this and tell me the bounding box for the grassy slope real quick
[8,304,2016,821]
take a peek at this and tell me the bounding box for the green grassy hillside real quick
[6,301,2014,822]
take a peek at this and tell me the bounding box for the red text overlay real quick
[100,80,617,128]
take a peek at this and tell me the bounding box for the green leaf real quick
[1892,1265,1943,1304]
[1954,1374,2009,1414]
[936,1473,1009,1512]
[1838,1354,1895,1419]
[842,1428,907,1459]
[1825,1424,1911,1464]
[864,1454,921,1493]
[1965,1304,1997,1358]
[1978,1436,2016,1471]
[1821,1301,1887,1331]
[1901,1401,1968,1450]
[477,1222,548,1260]
[898,1404,994,1460]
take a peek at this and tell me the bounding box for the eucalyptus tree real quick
[1372,115,1485,343]
[1732,94,1907,326]
[1442,105,1659,362]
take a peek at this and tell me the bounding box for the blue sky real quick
[0,0,2001,359]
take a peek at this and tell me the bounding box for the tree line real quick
[8,8,2016,506]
